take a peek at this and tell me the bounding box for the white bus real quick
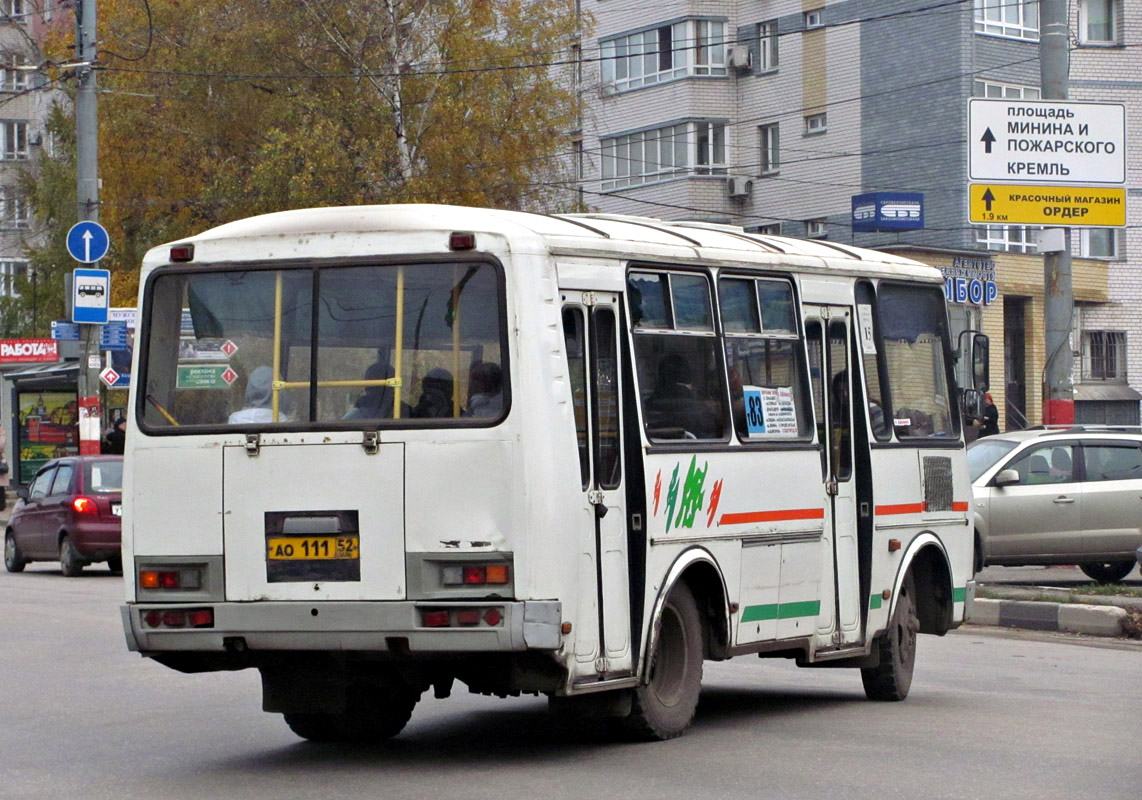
[121,205,985,742]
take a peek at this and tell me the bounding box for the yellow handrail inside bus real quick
[393,266,405,418]
[272,270,283,421]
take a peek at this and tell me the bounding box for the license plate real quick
[266,535,359,561]
[111,504,122,517]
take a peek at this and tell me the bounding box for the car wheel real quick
[107,555,123,573]
[862,571,919,701]
[59,535,84,577]
[1078,561,1135,584]
[4,530,26,573]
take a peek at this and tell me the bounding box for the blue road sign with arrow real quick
[66,220,110,264]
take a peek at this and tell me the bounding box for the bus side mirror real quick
[961,388,984,421]
[972,333,990,392]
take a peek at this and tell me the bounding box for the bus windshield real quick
[139,261,506,430]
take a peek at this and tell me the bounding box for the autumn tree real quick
[33,0,584,308]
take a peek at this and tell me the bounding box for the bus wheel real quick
[1078,561,1134,584]
[284,682,420,743]
[862,571,918,701]
[624,582,703,740]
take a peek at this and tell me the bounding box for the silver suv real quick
[968,426,1142,583]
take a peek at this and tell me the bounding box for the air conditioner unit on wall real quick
[728,46,753,71]
[727,176,754,199]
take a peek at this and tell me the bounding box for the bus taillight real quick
[441,563,510,586]
[142,608,214,629]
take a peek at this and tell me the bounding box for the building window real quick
[804,9,823,29]
[1081,228,1121,259]
[601,121,727,191]
[804,113,826,135]
[0,186,28,228]
[806,219,827,239]
[1083,331,1126,382]
[2,121,27,160]
[975,225,1038,253]
[1079,0,1119,44]
[7,1,26,18]
[751,223,782,235]
[600,19,727,93]
[1,55,27,92]
[758,123,779,175]
[757,20,779,71]
[974,0,1039,41]
[973,79,1040,100]
[0,259,27,297]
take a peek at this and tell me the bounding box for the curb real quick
[968,598,1127,637]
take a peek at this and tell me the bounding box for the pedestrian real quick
[978,392,999,437]
[104,417,126,454]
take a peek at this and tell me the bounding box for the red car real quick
[4,456,123,576]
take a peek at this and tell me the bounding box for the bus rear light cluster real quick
[139,568,202,590]
[441,564,509,586]
[142,608,214,629]
[420,607,503,628]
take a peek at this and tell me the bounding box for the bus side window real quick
[562,307,590,489]
[628,270,726,442]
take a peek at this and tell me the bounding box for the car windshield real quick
[86,460,123,493]
[967,438,1019,481]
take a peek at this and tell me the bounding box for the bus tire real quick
[862,571,918,701]
[1078,561,1134,584]
[623,582,703,740]
[59,535,84,577]
[285,682,420,743]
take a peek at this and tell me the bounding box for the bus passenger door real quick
[562,293,633,679]
[805,309,863,648]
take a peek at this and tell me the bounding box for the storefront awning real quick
[1073,383,1142,402]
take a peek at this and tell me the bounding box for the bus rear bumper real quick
[122,600,562,655]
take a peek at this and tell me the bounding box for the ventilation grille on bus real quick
[922,456,954,512]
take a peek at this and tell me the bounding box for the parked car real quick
[967,427,1142,583]
[3,456,123,576]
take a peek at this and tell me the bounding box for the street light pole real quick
[75,0,102,454]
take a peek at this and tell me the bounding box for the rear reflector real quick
[422,610,450,627]
[141,607,214,629]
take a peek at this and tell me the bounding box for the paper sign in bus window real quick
[743,385,798,438]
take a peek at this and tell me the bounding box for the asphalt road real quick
[2,564,1140,800]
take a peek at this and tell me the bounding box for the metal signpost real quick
[66,221,111,455]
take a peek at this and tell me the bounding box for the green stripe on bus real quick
[953,587,967,603]
[869,594,883,610]
[741,601,821,622]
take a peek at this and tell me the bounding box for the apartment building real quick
[578,0,1139,427]
[0,1,59,320]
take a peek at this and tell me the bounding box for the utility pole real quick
[1040,0,1073,425]
[75,0,101,454]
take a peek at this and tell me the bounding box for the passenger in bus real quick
[411,367,455,418]
[648,354,714,437]
[228,366,282,424]
[465,361,503,418]
[344,361,399,419]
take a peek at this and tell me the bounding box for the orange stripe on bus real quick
[719,508,825,526]
[952,501,969,511]
[875,503,925,515]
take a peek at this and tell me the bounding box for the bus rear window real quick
[139,261,506,430]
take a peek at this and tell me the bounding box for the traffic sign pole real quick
[1041,0,1073,426]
